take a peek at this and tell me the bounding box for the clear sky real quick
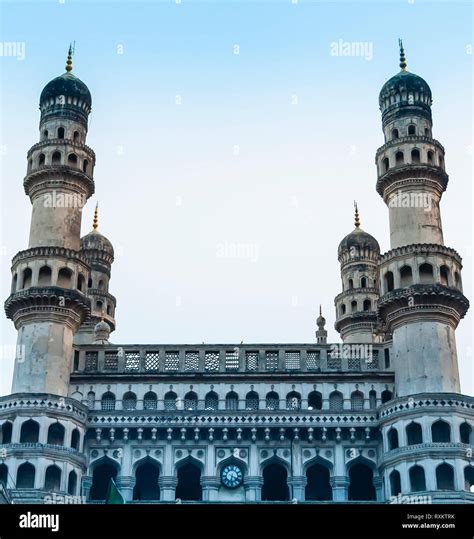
[0,0,472,396]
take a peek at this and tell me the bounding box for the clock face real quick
[221,464,243,488]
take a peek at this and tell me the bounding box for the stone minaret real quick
[376,42,469,396]
[334,205,380,343]
[4,48,95,396]
[74,203,116,345]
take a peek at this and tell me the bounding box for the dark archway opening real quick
[262,463,289,501]
[305,463,332,501]
[348,463,376,501]
[90,460,118,500]
[175,462,202,501]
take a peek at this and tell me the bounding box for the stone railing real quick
[72,343,392,375]
[0,393,89,422]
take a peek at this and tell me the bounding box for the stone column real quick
[330,476,349,501]
[244,476,263,501]
[288,475,307,501]
[82,475,92,501]
[201,476,220,501]
[373,476,383,501]
[116,476,135,502]
[159,476,178,501]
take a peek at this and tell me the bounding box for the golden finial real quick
[354,201,360,228]
[399,39,407,71]
[92,203,99,231]
[65,44,73,72]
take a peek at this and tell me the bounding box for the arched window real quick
[340,304,346,316]
[408,124,416,135]
[20,419,39,443]
[360,277,367,288]
[266,391,279,411]
[57,127,65,139]
[77,273,86,292]
[286,391,301,410]
[225,391,239,411]
[363,299,371,312]
[390,469,401,496]
[87,391,95,409]
[143,391,157,410]
[164,391,177,411]
[350,391,364,411]
[383,157,389,172]
[305,463,332,501]
[454,271,461,289]
[387,428,399,450]
[431,420,451,442]
[16,462,35,489]
[348,463,376,501]
[123,392,137,410]
[262,463,289,501]
[101,392,116,411]
[133,461,160,500]
[90,459,118,500]
[11,273,17,293]
[0,464,8,487]
[57,267,72,288]
[439,155,444,168]
[400,265,412,287]
[440,265,449,286]
[460,422,472,444]
[96,300,103,311]
[424,127,430,136]
[205,391,219,410]
[184,391,198,411]
[22,267,32,289]
[351,300,357,313]
[67,153,78,166]
[44,465,61,492]
[409,465,426,492]
[395,151,404,165]
[245,391,259,411]
[68,470,77,496]
[381,389,392,403]
[348,279,354,290]
[52,151,61,164]
[391,128,399,140]
[83,159,89,174]
[38,153,46,166]
[107,305,111,315]
[71,428,80,450]
[369,390,377,409]
[43,130,49,140]
[175,461,202,501]
[38,265,52,286]
[329,391,343,412]
[411,149,420,163]
[0,422,12,444]
[436,463,454,490]
[406,422,423,445]
[73,130,80,142]
[308,391,322,410]
[464,466,474,492]
[384,271,394,292]
[47,423,65,445]
[427,150,434,164]
[98,279,105,290]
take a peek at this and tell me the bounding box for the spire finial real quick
[65,44,73,72]
[354,201,360,228]
[92,202,99,231]
[319,304,322,317]
[398,38,407,71]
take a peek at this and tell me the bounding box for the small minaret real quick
[376,42,469,396]
[74,203,117,344]
[315,306,327,344]
[334,204,380,343]
[5,48,94,396]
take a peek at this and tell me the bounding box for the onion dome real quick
[316,305,326,329]
[39,45,92,107]
[338,204,380,257]
[80,203,114,258]
[92,318,111,345]
[379,40,432,117]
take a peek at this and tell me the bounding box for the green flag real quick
[105,478,125,504]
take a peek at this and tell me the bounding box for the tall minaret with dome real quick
[5,47,95,396]
[376,42,469,396]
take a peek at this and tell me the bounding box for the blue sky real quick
[0,0,472,395]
